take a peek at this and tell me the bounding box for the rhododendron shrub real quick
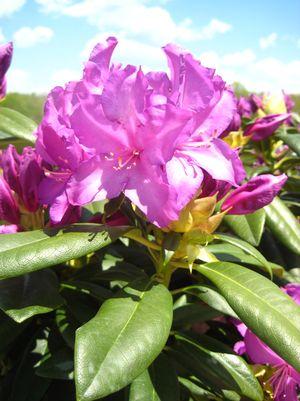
[0,39,299,401]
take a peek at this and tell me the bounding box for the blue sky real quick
[1,0,300,94]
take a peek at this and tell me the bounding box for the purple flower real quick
[232,284,300,401]
[221,174,287,215]
[244,114,290,141]
[283,91,295,113]
[237,94,262,119]
[0,42,13,100]
[37,38,245,227]
[0,176,20,224]
[1,145,43,213]
[0,224,19,234]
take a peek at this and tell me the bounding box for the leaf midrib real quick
[83,281,152,397]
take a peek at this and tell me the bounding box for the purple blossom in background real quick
[0,224,19,234]
[0,176,20,225]
[283,91,295,113]
[244,114,290,141]
[1,145,43,213]
[237,94,262,119]
[232,284,300,401]
[37,37,245,227]
[221,174,287,214]
[0,42,13,100]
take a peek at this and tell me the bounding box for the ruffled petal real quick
[124,159,179,227]
[181,138,246,186]
[166,152,203,210]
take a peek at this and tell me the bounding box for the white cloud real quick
[35,0,72,13]
[6,68,31,93]
[259,32,278,49]
[0,0,26,17]
[13,26,54,48]
[51,68,81,86]
[0,29,6,43]
[200,49,300,93]
[198,19,231,40]
[35,0,231,45]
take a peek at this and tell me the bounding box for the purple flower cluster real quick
[0,38,287,229]
[34,38,286,227]
[226,92,291,141]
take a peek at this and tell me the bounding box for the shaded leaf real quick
[129,353,180,401]
[215,233,272,277]
[75,279,173,401]
[171,333,262,401]
[223,209,265,246]
[0,270,64,323]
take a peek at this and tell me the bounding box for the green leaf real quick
[206,243,284,276]
[0,224,129,279]
[179,377,217,401]
[215,233,272,277]
[0,107,37,143]
[171,333,263,401]
[56,307,79,348]
[0,270,64,323]
[175,285,238,318]
[129,353,180,401]
[75,279,173,401]
[196,261,300,371]
[276,131,300,156]
[223,209,265,246]
[265,197,300,255]
[173,304,220,328]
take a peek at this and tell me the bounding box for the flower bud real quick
[221,174,287,215]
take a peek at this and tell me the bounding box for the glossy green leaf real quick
[0,270,64,323]
[129,353,180,401]
[223,209,265,246]
[171,333,263,401]
[215,233,272,277]
[75,279,173,401]
[206,243,284,276]
[265,197,300,255]
[276,131,300,156]
[175,284,238,318]
[0,107,37,143]
[0,224,129,279]
[196,262,300,371]
[179,377,217,401]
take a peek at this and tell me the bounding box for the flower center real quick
[104,150,140,171]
